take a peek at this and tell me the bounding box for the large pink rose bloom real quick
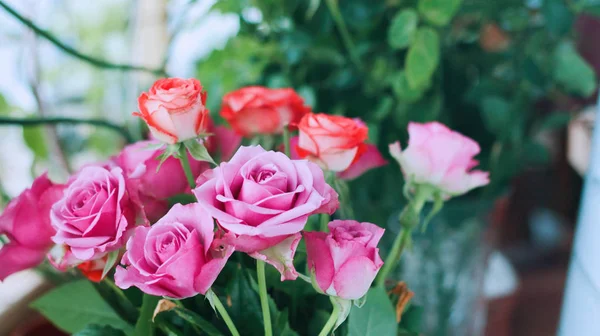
[115,203,234,298]
[194,145,338,280]
[390,122,490,197]
[50,166,136,261]
[0,174,65,281]
[304,220,384,300]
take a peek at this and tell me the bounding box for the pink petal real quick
[304,231,334,293]
[333,256,380,300]
[250,233,302,281]
[338,144,387,180]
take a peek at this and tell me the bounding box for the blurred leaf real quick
[298,86,317,108]
[537,112,571,131]
[197,36,277,112]
[405,28,440,89]
[418,0,463,26]
[521,141,551,165]
[31,280,133,334]
[542,0,574,36]
[373,96,394,121]
[308,310,331,335]
[481,96,511,136]
[184,140,216,165]
[553,42,597,97]
[391,71,427,103]
[0,93,8,115]
[388,9,419,49]
[23,126,49,159]
[399,305,424,334]
[73,325,125,336]
[169,308,224,336]
[348,287,397,336]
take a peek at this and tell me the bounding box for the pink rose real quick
[297,113,369,172]
[304,220,384,300]
[0,174,65,281]
[134,78,209,144]
[390,122,490,197]
[50,166,136,261]
[220,86,311,136]
[193,145,338,280]
[114,203,233,298]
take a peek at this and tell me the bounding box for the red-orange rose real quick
[220,86,311,136]
[134,78,209,144]
[297,113,369,172]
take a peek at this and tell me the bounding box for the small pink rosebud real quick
[304,220,384,300]
[390,122,490,198]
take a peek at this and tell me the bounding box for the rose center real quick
[333,228,370,242]
[255,169,275,183]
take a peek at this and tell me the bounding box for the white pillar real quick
[559,99,600,335]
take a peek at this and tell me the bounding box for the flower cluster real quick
[0,77,489,335]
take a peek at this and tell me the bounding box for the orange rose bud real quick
[297,113,369,172]
[134,78,209,144]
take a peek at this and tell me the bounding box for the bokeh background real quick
[1,0,600,335]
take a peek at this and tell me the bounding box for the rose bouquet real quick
[0,78,488,336]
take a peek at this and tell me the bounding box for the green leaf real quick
[388,9,419,49]
[418,0,463,26]
[228,268,265,335]
[553,42,597,97]
[73,324,126,336]
[480,96,511,136]
[31,280,133,334]
[184,140,216,165]
[101,250,120,280]
[391,71,427,103]
[23,126,49,159]
[542,0,574,36]
[348,287,397,336]
[405,28,440,89]
[170,307,224,336]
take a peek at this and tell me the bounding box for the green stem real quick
[375,227,411,287]
[318,299,340,336]
[319,213,330,232]
[0,116,133,143]
[283,126,291,157]
[135,294,160,336]
[324,0,362,70]
[210,291,241,336]
[178,146,196,189]
[375,187,430,287]
[257,260,273,336]
[0,0,167,77]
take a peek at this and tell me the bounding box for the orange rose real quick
[296,113,369,172]
[220,86,311,136]
[134,78,209,144]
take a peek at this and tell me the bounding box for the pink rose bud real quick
[390,122,490,197]
[297,113,369,172]
[220,86,311,137]
[194,145,339,280]
[114,203,234,298]
[50,166,136,262]
[113,140,209,221]
[133,78,209,144]
[304,220,384,300]
[0,174,65,281]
